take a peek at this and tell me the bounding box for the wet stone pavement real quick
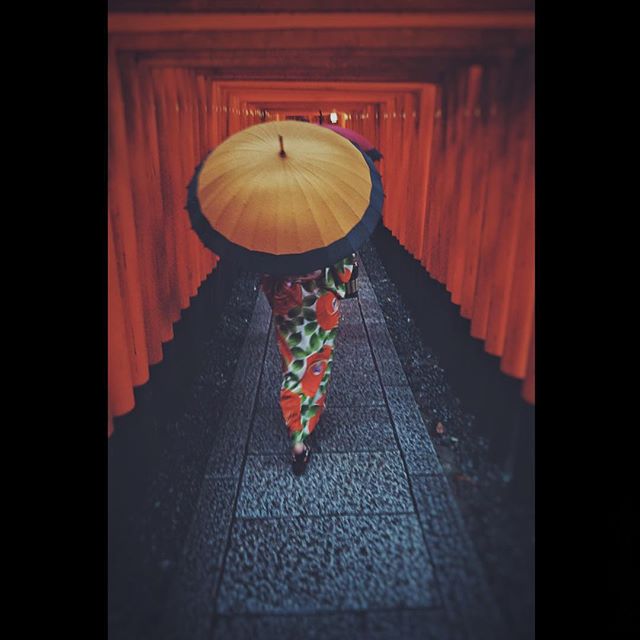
[155,258,508,640]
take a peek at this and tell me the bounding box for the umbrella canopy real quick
[186,120,383,275]
[319,124,383,161]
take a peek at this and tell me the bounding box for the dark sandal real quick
[291,444,311,476]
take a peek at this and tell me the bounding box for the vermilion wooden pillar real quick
[108,48,151,420]
[120,54,165,365]
[109,62,534,425]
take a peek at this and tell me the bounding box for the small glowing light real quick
[329,111,338,124]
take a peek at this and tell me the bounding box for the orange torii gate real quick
[108,7,534,434]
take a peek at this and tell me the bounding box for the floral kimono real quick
[260,255,356,446]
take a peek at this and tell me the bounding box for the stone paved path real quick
[157,258,508,640]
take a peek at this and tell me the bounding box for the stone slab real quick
[235,451,414,518]
[216,514,441,615]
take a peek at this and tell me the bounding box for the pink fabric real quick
[318,124,375,151]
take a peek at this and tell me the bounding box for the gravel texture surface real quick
[359,231,535,640]
[109,232,534,640]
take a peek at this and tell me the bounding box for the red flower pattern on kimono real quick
[316,292,340,330]
[275,330,294,369]
[334,265,352,283]
[280,388,302,433]
[300,345,333,397]
[260,276,303,316]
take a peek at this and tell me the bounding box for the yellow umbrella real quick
[186,120,383,275]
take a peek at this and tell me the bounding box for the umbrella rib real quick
[302,156,372,188]
[217,177,263,250]
[294,164,362,239]
[202,161,274,235]
[246,160,283,252]
[200,162,253,197]
[286,162,333,251]
[201,163,263,224]
[298,157,371,204]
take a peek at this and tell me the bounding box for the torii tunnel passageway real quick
[108,3,534,640]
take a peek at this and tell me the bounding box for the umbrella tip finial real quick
[279,135,286,158]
